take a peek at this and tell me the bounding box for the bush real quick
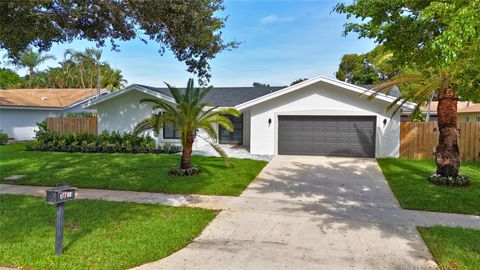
[428,173,470,187]
[28,124,179,154]
[66,112,96,117]
[0,133,8,145]
[169,166,201,176]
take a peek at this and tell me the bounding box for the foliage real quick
[0,0,239,82]
[0,194,215,270]
[169,166,201,177]
[0,133,8,145]
[290,78,308,86]
[29,129,171,154]
[66,112,96,117]
[4,47,55,77]
[428,173,470,187]
[335,0,480,178]
[334,0,480,102]
[418,226,480,270]
[252,82,270,87]
[0,68,23,88]
[335,45,398,85]
[134,78,240,169]
[14,48,127,90]
[0,143,268,196]
[377,158,480,215]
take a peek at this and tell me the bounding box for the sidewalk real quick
[2,183,479,229]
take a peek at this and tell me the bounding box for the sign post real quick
[46,184,76,255]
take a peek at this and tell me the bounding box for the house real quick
[0,88,104,140]
[401,101,480,122]
[84,76,415,158]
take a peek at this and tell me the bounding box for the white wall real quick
[0,109,61,141]
[248,81,400,157]
[95,89,215,148]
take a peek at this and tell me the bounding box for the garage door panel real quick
[278,116,376,157]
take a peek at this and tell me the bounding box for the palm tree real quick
[102,68,127,91]
[11,48,55,77]
[64,49,87,88]
[372,68,461,178]
[134,79,240,170]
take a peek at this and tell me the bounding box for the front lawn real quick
[0,194,216,270]
[0,143,267,196]
[377,158,480,215]
[419,226,480,270]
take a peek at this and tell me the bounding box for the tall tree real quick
[0,0,238,82]
[335,0,480,178]
[134,79,239,170]
[252,82,270,87]
[8,48,55,77]
[0,68,23,89]
[335,45,397,85]
[290,78,308,86]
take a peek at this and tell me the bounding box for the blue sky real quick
[2,0,376,87]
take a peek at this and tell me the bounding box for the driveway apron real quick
[133,155,437,270]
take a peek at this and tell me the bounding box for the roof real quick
[419,101,480,114]
[236,76,416,110]
[137,85,285,107]
[84,76,416,110]
[0,88,101,109]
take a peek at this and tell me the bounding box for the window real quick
[219,114,243,144]
[477,116,480,123]
[163,122,179,139]
[464,116,470,122]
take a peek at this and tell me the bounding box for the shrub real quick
[169,166,201,176]
[66,112,96,117]
[428,173,470,187]
[28,123,173,154]
[0,133,8,145]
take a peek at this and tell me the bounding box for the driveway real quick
[134,155,437,270]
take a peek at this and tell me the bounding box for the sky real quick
[1,0,376,87]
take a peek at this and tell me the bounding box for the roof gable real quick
[235,76,416,110]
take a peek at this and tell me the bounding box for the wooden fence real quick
[400,122,480,161]
[47,117,98,135]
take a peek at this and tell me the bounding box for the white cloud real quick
[260,14,294,24]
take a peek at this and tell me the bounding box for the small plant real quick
[428,173,470,187]
[0,133,8,145]
[169,166,201,177]
[66,112,96,117]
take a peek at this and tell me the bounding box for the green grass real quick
[419,226,480,270]
[0,143,267,196]
[377,158,480,216]
[0,194,216,270]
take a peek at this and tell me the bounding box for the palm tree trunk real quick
[180,133,194,169]
[435,85,460,177]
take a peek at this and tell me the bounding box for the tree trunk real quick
[180,133,194,169]
[435,86,460,177]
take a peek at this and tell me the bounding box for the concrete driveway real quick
[134,155,437,270]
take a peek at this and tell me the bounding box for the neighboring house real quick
[401,101,480,123]
[0,88,104,140]
[85,76,415,158]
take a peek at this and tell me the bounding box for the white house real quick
[85,76,415,158]
[0,88,103,141]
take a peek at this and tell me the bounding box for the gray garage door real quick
[278,115,376,157]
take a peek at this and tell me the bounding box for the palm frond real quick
[196,133,234,168]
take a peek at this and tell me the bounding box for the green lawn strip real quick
[0,194,216,270]
[377,158,480,216]
[418,226,480,270]
[0,143,267,196]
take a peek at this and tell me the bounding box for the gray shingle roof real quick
[137,85,286,107]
